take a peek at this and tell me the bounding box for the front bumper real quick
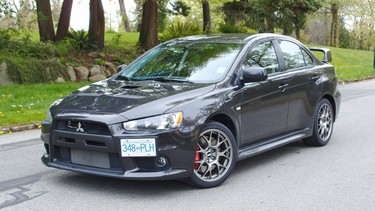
[41,118,198,180]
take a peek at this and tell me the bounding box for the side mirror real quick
[242,67,268,83]
[309,47,332,63]
[116,64,127,73]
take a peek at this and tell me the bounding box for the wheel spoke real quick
[193,128,234,182]
[317,103,333,141]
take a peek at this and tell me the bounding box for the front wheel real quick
[188,122,237,188]
[303,99,334,146]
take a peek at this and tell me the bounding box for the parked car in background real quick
[41,33,341,188]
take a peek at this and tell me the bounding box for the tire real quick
[303,98,334,146]
[187,121,238,188]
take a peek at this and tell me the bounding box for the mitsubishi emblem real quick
[76,122,85,133]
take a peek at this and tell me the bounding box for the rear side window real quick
[279,40,305,70]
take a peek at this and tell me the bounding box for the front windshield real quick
[118,41,243,83]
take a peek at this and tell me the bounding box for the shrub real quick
[67,29,97,50]
[0,28,59,59]
[0,54,68,84]
[160,21,201,42]
[218,23,252,33]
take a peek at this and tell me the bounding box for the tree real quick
[119,0,131,32]
[330,2,339,47]
[88,0,105,49]
[202,0,211,33]
[279,0,322,40]
[56,0,73,41]
[139,0,159,51]
[168,0,191,16]
[35,0,55,42]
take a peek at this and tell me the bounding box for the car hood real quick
[53,79,215,120]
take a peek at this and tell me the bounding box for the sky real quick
[70,0,136,31]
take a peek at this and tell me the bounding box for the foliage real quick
[0,1,14,18]
[168,0,191,16]
[0,54,68,84]
[221,0,322,37]
[0,28,58,59]
[160,21,201,42]
[66,29,94,50]
[218,23,252,33]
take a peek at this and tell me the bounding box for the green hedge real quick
[0,55,68,84]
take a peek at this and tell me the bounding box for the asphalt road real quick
[1,79,375,211]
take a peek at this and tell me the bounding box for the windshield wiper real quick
[143,77,192,83]
[116,75,131,81]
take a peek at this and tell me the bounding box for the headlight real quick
[123,112,183,131]
[46,109,53,122]
[45,98,63,122]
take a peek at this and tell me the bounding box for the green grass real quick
[329,47,375,82]
[0,82,90,128]
[104,32,139,48]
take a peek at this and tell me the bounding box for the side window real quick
[244,41,279,74]
[279,40,305,70]
[302,49,314,66]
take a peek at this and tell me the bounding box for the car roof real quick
[169,33,294,44]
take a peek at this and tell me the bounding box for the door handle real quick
[278,84,288,92]
[311,75,320,81]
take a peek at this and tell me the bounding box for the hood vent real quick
[121,85,142,89]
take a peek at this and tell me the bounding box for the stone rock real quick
[45,67,52,81]
[89,65,102,77]
[55,76,65,83]
[88,52,99,58]
[66,66,77,81]
[105,61,118,75]
[74,66,89,81]
[105,69,112,77]
[88,51,105,58]
[0,62,13,85]
[89,74,106,82]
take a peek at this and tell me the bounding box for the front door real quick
[240,40,289,147]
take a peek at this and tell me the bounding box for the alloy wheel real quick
[194,129,233,182]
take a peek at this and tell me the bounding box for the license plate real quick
[120,139,156,157]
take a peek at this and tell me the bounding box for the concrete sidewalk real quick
[0,129,41,145]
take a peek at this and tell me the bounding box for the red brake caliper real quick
[194,146,201,170]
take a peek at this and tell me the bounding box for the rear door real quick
[275,39,322,132]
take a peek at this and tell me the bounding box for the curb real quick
[0,122,41,135]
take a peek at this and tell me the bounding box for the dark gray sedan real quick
[41,33,341,188]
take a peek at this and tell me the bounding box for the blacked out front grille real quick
[55,120,111,135]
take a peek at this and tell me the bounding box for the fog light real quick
[156,156,167,167]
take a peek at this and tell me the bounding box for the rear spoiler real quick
[309,47,332,63]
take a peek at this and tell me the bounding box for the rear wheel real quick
[304,99,334,146]
[188,122,237,188]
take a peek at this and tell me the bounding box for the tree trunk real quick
[266,17,275,33]
[118,0,131,32]
[56,0,73,41]
[202,0,211,34]
[89,0,105,49]
[295,26,300,40]
[139,0,158,51]
[330,3,339,47]
[35,0,55,42]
